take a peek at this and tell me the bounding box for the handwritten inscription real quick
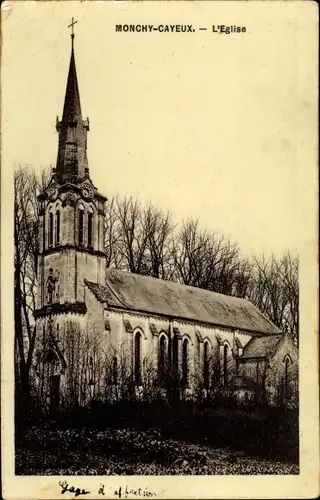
[113,485,158,498]
[59,481,90,497]
[58,481,163,498]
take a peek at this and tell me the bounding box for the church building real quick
[34,31,298,412]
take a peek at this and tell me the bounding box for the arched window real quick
[223,344,228,385]
[78,206,84,246]
[284,356,290,399]
[49,213,53,247]
[55,210,60,245]
[134,332,142,386]
[88,207,93,248]
[172,335,179,374]
[182,338,189,386]
[203,341,209,388]
[159,335,167,383]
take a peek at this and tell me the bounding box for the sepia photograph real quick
[1,1,319,499]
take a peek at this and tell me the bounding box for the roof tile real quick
[85,270,281,336]
[239,334,282,359]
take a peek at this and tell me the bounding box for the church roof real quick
[85,269,281,335]
[239,334,283,359]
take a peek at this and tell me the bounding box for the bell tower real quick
[36,24,107,314]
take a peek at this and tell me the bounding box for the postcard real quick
[1,1,319,499]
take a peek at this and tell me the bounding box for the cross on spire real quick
[68,17,78,48]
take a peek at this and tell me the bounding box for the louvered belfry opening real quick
[49,213,54,247]
[78,208,84,246]
[88,212,93,248]
[55,211,60,245]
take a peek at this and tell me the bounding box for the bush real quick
[16,398,298,465]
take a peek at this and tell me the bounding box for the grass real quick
[15,400,299,475]
[16,426,299,476]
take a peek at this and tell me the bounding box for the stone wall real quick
[265,332,299,408]
[97,307,256,396]
[34,285,298,409]
[237,332,299,408]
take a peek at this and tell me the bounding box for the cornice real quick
[40,244,106,259]
[104,306,266,337]
[34,301,87,318]
[38,182,107,205]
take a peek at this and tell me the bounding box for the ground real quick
[16,427,298,475]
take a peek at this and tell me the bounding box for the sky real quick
[2,1,318,258]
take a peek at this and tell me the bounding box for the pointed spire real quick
[62,46,82,124]
[55,25,90,185]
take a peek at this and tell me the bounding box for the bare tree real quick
[14,165,49,404]
[105,195,175,278]
[233,259,254,298]
[170,218,246,296]
[142,203,176,279]
[110,195,149,273]
[104,342,135,403]
[206,238,243,296]
[33,320,107,410]
[276,253,299,345]
[104,196,124,269]
[170,219,210,286]
[247,254,299,345]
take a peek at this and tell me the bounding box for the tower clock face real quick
[81,184,93,200]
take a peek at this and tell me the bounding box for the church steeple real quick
[36,22,107,311]
[62,46,82,124]
[55,25,90,185]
